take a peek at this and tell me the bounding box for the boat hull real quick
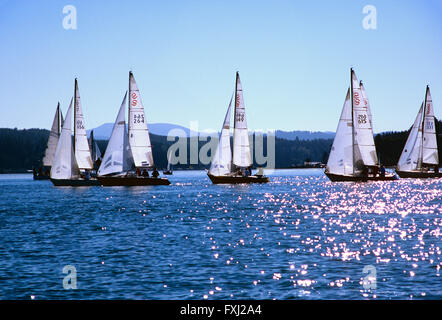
[33,174,50,180]
[50,178,101,186]
[396,170,442,179]
[366,174,398,181]
[208,174,270,184]
[98,176,171,186]
[325,172,397,182]
[162,171,173,175]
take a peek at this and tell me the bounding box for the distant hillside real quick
[275,130,335,141]
[0,128,333,172]
[1,120,441,173]
[88,123,199,140]
[88,122,335,141]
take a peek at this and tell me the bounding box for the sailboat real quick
[88,130,102,169]
[163,150,173,175]
[97,72,170,186]
[325,68,397,182]
[207,72,269,184]
[34,103,63,180]
[396,85,441,178]
[50,79,100,186]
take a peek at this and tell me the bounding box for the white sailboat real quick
[34,103,63,180]
[396,85,441,178]
[50,79,100,186]
[163,149,174,175]
[88,130,102,166]
[97,71,170,186]
[325,68,396,181]
[207,72,269,184]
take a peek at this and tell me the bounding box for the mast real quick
[57,102,61,136]
[420,85,429,168]
[73,78,77,152]
[233,71,238,165]
[350,68,355,175]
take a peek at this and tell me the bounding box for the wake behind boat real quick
[325,68,397,182]
[97,72,170,186]
[50,79,100,186]
[208,72,269,184]
[396,85,441,178]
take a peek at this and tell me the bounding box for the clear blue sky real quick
[0,0,441,132]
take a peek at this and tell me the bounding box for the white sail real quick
[42,103,63,167]
[422,86,438,165]
[397,103,424,172]
[232,72,252,168]
[128,71,154,168]
[209,95,233,176]
[352,71,378,167]
[50,99,80,180]
[98,92,134,176]
[326,88,354,175]
[74,79,93,170]
[166,149,172,172]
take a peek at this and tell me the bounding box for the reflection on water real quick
[0,170,440,299]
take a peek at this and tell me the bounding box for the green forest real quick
[0,121,441,173]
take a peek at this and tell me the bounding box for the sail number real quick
[76,120,84,130]
[357,114,367,124]
[236,112,245,122]
[133,114,145,124]
[425,121,433,130]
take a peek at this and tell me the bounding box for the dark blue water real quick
[0,169,440,300]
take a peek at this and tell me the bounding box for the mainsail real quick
[209,95,233,176]
[232,72,252,168]
[326,88,354,175]
[42,103,63,167]
[397,103,424,172]
[50,99,80,179]
[74,79,93,170]
[128,71,154,168]
[422,86,438,165]
[351,70,378,168]
[98,92,134,176]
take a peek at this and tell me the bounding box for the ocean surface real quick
[0,169,440,300]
